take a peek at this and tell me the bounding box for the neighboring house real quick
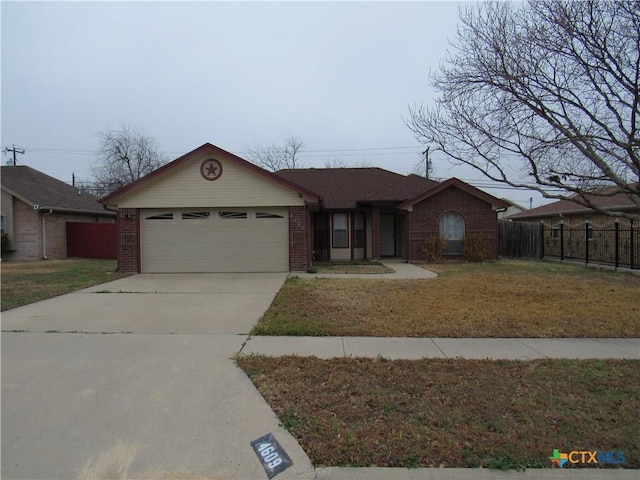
[102,143,508,273]
[509,185,639,263]
[498,198,527,220]
[1,165,116,260]
[509,184,639,229]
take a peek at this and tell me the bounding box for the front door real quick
[380,214,395,256]
[313,213,330,261]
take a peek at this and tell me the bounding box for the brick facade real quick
[371,207,380,260]
[406,186,499,261]
[3,198,114,261]
[117,208,141,273]
[289,205,311,271]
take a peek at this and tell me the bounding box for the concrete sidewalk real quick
[239,336,639,360]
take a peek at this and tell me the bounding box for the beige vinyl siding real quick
[115,153,307,208]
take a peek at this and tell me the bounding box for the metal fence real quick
[542,222,639,270]
[499,220,639,270]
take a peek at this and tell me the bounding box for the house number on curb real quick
[250,432,293,479]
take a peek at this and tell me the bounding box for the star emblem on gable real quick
[200,159,223,181]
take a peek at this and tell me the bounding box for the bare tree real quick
[324,158,349,168]
[324,157,374,168]
[247,135,304,171]
[407,0,640,219]
[92,126,165,196]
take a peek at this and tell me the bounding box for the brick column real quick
[372,207,380,260]
[289,205,311,271]
[117,208,140,273]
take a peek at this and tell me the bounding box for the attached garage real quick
[101,143,320,273]
[141,207,289,273]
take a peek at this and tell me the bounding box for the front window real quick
[333,213,348,248]
[551,217,562,239]
[585,215,594,240]
[439,211,464,254]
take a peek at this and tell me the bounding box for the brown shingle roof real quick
[360,174,439,204]
[275,168,409,209]
[1,165,114,215]
[510,184,639,219]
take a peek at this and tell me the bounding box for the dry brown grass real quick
[238,355,640,469]
[1,259,129,311]
[252,260,640,337]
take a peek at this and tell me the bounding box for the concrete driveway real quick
[2,273,315,480]
[1,273,288,334]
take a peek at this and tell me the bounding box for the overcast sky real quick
[1,1,547,208]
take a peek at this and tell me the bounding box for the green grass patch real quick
[251,260,640,337]
[237,355,640,469]
[1,259,130,311]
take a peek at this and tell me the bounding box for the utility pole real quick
[4,145,25,166]
[422,147,430,180]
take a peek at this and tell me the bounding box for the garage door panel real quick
[142,208,289,273]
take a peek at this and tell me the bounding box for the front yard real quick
[1,259,128,311]
[251,260,640,337]
[238,355,640,469]
[243,260,640,470]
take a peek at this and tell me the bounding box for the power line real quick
[22,144,424,157]
[4,145,25,165]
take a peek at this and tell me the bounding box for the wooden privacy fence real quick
[499,219,640,270]
[66,222,117,259]
[498,220,543,259]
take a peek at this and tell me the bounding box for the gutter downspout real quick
[39,208,54,259]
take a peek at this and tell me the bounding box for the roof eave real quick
[100,143,322,205]
[512,204,638,219]
[35,206,116,216]
[399,178,509,211]
[1,185,35,207]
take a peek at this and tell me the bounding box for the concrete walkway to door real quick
[291,260,438,279]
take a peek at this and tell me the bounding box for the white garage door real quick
[141,208,289,273]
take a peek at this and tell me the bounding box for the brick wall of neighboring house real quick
[43,212,115,259]
[407,186,498,261]
[525,213,638,261]
[6,199,41,260]
[3,198,115,260]
[117,208,141,273]
[534,213,634,229]
[289,205,311,271]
